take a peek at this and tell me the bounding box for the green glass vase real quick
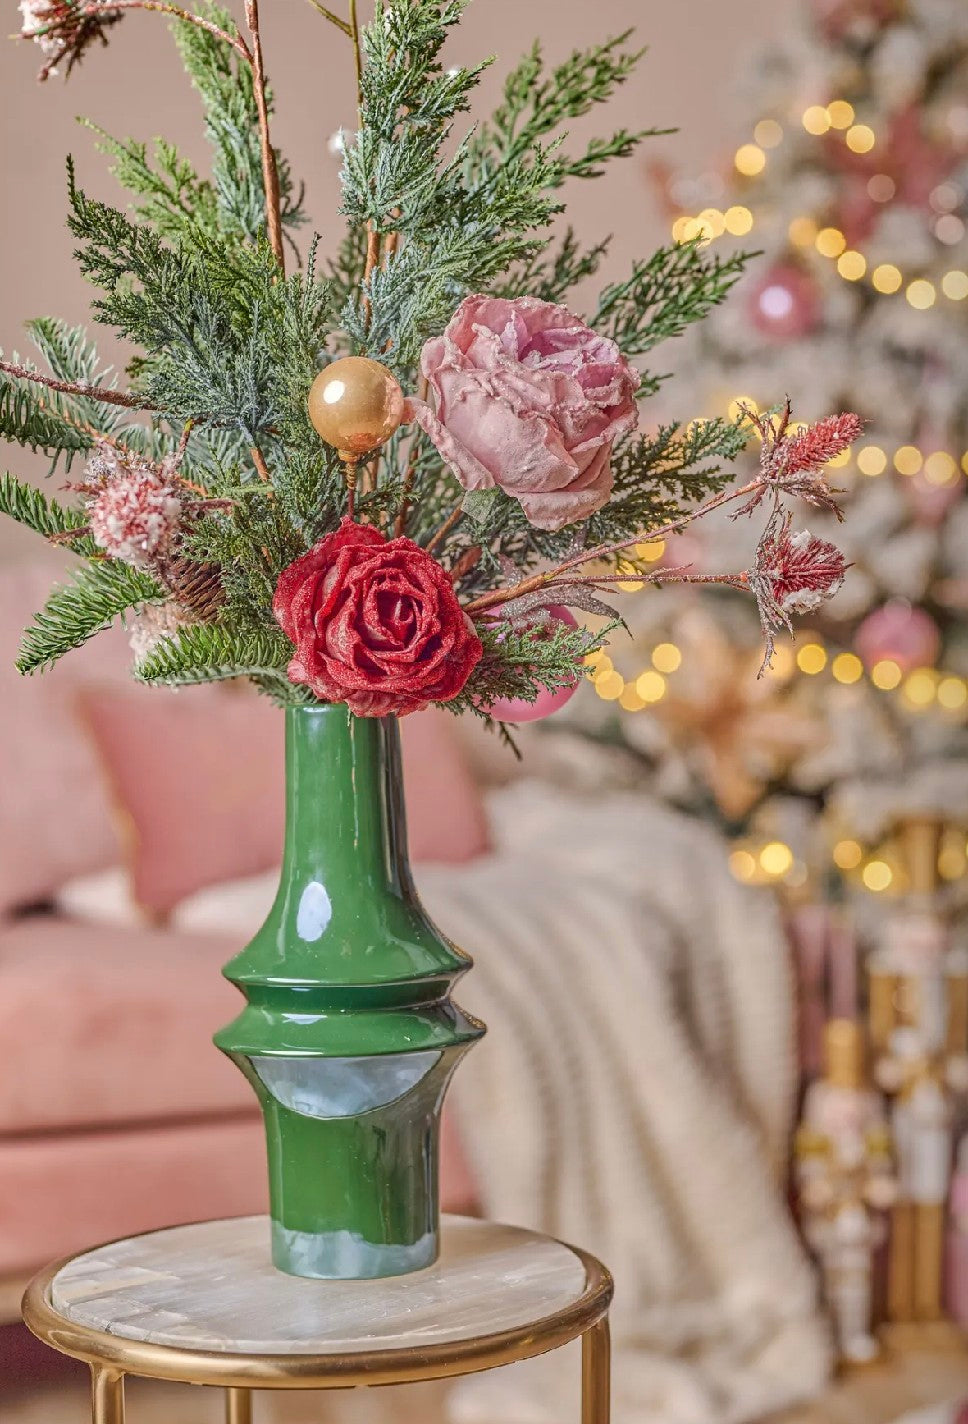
[215,704,485,1280]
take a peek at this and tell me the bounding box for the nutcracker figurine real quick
[868,817,967,1322]
[795,1018,896,1364]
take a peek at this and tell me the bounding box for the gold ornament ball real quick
[308,357,405,460]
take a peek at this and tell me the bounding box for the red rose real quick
[273,519,483,717]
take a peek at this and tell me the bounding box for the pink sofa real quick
[0,561,484,1295]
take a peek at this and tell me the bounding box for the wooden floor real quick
[3,1327,966,1424]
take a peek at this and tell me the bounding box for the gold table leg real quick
[225,1386,253,1424]
[90,1366,124,1424]
[581,1316,610,1424]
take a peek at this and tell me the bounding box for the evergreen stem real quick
[425,504,462,554]
[463,478,761,615]
[0,357,159,411]
[303,0,353,37]
[244,0,285,272]
[394,374,428,538]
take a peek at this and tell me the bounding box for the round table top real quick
[24,1215,611,1389]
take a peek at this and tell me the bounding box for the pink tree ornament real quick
[481,606,583,723]
[748,264,821,341]
[854,600,941,673]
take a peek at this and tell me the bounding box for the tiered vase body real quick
[216,704,484,1280]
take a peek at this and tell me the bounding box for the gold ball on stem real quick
[308,356,406,461]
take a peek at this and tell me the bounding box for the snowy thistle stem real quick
[69,1,249,59]
[463,478,762,615]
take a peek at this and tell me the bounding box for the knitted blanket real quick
[415,782,831,1424]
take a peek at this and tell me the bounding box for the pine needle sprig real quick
[17,560,165,674]
[0,471,96,553]
[135,622,292,687]
[594,239,756,357]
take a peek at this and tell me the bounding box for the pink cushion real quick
[77,690,489,917]
[0,560,128,914]
[0,1119,267,1274]
[402,709,491,864]
[78,683,286,917]
[0,1112,475,1274]
[0,916,252,1134]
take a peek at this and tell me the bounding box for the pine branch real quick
[134,621,293,685]
[17,561,164,674]
[171,1,305,245]
[595,239,755,356]
[0,471,95,553]
[79,120,220,241]
[466,34,665,187]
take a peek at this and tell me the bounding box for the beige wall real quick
[0,0,794,561]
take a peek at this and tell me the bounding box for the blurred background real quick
[2,1,967,1421]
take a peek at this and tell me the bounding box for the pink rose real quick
[407,295,640,532]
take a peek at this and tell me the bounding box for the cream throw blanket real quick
[160,779,830,1421]
[416,782,831,1424]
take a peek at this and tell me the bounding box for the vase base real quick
[271,1221,438,1280]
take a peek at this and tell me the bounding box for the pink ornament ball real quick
[748,264,820,341]
[483,606,582,723]
[854,600,940,674]
[906,465,964,527]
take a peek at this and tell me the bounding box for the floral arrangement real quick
[1,0,862,741]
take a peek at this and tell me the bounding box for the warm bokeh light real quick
[833,839,863,871]
[802,105,831,135]
[938,677,968,711]
[635,670,667,703]
[832,652,863,684]
[636,540,666,563]
[584,649,610,671]
[619,685,647,712]
[729,849,757,882]
[903,669,937,707]
[845,124,876,153]
[652,643,682,674]
[937,214,966,245]
[871,263,902,294]
[893,445,923,475]
[837,250,866,281]
[815,226,847,258]
[594,670,625,701]
[867,174,896,203]
[857,445,887,475]
[942,270,968,301]
[862,860,893,892]
[754,118,784,148]
[924,451,957,485]
[797,642,828,675]
[906,279,936,309]
[735,143,766,176]
[697,208,726,239]
[760,841,794,877]
[728,395,759,422]
[826,100,855,129]
[871,659,902,690]
[788,216,818,247]
[724,205,754,236]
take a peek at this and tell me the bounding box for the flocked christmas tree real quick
[573,0,968,910]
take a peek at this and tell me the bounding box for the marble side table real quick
[22,1215,613,1424]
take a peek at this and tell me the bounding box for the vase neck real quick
[282,704,411,897]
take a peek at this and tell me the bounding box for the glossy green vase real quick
[215,704,485,1279]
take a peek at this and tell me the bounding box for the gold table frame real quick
[22,1230,613,1424]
